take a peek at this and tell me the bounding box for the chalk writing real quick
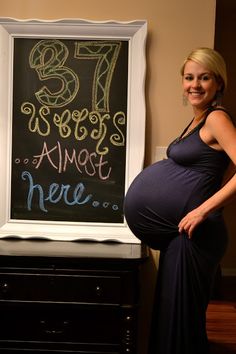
[22,171,92,212]
[21,103,125,155]
[32,141,112,179]
[74,41,121,112]
[29,39,79,108]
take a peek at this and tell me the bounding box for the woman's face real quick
[182,60,221,111]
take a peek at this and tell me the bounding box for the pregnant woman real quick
[124,47,236,354]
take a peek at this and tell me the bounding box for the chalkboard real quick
[11,38,128,223]
[0,18,146,242]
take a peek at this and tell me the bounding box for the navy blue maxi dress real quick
[124,108,230,354]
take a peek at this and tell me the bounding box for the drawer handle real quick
[95,285,103,296]
[0,282,9,294]
[40,320,69,335]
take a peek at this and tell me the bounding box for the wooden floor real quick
[207,276,236,353]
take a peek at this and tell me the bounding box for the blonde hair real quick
[180,47,227,93]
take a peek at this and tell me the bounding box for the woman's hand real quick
[178,208,206,238]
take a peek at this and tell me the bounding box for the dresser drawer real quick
[0,303,122,344]
[0,273,121,304]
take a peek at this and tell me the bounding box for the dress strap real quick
[204,106,234,122]
[179,118,194,139]
[177,106,233,142]
[201,106,235,127]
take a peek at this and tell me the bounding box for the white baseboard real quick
[222,268,236,276]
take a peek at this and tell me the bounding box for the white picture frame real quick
[0,18,147,242]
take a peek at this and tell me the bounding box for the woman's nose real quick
[192,79,201,88]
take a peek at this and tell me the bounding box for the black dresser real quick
[0,239,148,354]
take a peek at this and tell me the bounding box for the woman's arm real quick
[178,110,236,238]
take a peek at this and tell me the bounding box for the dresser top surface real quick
[0,239,148,261]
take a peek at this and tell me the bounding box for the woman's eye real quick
[184,76,193,81]
[201,75,210,81]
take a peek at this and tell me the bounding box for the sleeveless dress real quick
[124,107,230,354]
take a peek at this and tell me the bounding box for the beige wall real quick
[0,0,235,272]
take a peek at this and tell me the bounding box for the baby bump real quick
[124,159,204,248]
